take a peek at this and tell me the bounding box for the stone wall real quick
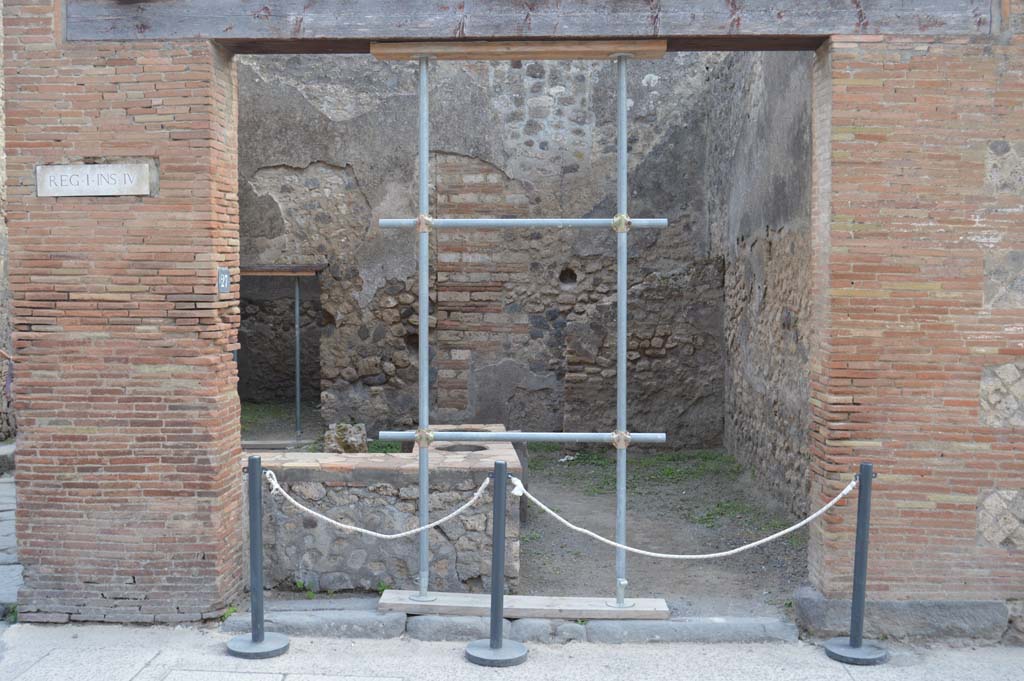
[705,53,814,514]
[260,443,521,594]
[237,54,729,445]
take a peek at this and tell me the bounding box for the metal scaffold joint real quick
[415,428,434,448]
[611,430,632,449]
[612,213,631,233]
[416,214,433,233]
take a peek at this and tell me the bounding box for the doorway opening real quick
[237,47,813,617]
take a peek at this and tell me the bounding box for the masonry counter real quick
[252,429,521,595]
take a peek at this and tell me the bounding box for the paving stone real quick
[585,617,798,644]
[11,646,155,681]
[405,614,511,642]
[164,673,282,681]
[221,609,406,639]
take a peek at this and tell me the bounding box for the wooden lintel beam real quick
[240,268,322,278]
[370,40,667,62]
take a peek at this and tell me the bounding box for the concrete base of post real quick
[465,639,528,667]
[823,637,888,665]
[227,632,290,659]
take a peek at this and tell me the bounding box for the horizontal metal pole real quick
[379,218,667,229]
[378,430,667,444]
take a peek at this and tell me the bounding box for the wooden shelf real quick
[240,264,325,278]
[370,39,667,62]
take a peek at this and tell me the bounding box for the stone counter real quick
[256,426,521,594]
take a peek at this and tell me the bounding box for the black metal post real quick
[227,456,289,659]
[249,455,266,643]
[489,460,508,650]
[824,463,888,665]
[466,461,527,667]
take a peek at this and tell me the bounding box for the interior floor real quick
[519,448,806,617]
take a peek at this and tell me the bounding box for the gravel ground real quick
[519,447,808,617]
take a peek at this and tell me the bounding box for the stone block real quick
[585,617,797,644]
[980,361,1024,429]
[405,614,511,641]
[977,489,1024,549]
[509,618,587,643]
[794,586,1009,641]
[222,609,406,639]
[984,250,1024,309]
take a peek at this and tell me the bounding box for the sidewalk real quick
[1,623,1021,681]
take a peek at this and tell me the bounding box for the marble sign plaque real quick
[36,163,152,197]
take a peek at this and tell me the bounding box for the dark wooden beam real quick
[240,264,325,278]
[66,1,995,50]
[370,40,668,61]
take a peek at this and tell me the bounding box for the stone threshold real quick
[222,597,798,644]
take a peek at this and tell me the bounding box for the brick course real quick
[5,1,243,622]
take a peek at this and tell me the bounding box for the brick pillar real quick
[808,23,1024,603]
[5,2,242,623]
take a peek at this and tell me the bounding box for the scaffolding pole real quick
[380,217,667,229]
[380,430,666,445]
[414,56,434,602]
[381,51,665,605]
[614,54,630,608]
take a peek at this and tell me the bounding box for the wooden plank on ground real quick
[371,40,667,61]
[379,590,670,620]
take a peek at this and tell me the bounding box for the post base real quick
[465,639,528,667]
[605,599,636,609]
[408,592,437,603]
[823,637,888,665]
[227,632,290,659]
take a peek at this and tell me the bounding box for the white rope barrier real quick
[508,475,859,560]
[264,469,491,540]
[264,467,857,560]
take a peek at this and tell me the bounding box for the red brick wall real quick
[5,1,243,622]
[809,15,1024,601]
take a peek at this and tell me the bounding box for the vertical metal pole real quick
[614,54,631,608]
[249,456,265,643]
[489,461,508,649]
[465,461,527,667]
[227,457,289,657]
[415,55,433,601]
[294,277,301,440]
[849,462,873,647]
[824,463,887,665]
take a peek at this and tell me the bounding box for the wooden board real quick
[66,1,992,47]
[241,263,325,278]
[379,590,670,620]
[371,40,667,61]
